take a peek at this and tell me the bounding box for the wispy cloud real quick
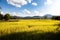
[23,9,31,14]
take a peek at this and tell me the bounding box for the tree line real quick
[0,13,60,21]
[0,13,11,20]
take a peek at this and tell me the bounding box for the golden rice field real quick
[0,19,60,36]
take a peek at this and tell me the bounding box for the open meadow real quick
[0,19,60,40]
[1,0,60,40]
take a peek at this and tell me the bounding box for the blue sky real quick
[0,0,60,17]
[0,0,44,12]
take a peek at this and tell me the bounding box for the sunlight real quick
[46,0,60,16]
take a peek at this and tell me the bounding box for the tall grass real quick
[0,19,60,40]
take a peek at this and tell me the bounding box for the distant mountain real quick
[43,14,52,19]
[32,16,41,19]
[11,14,53,19]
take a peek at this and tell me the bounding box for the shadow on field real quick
[0,31,60,40]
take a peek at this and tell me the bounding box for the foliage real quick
[4,13,11,20]
[52,16,60,20]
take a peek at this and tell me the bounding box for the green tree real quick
[52,16,60,20]
[0,12,3,20]
[4,13,11,20]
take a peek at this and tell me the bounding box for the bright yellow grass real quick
[0,19,60,36]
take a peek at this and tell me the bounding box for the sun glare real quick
[46,0,60,16]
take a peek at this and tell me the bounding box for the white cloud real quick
[44,0,53,5]
[33,11,45,16]
[33,11,40,16]
[43,0,60,16]
[32,2,38,6]
[22,10,44,16]
[10,12,24,16]
[26,0,32,3]
[7,0,32,7]
[10,10,44,17]
[11,12,17,16]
